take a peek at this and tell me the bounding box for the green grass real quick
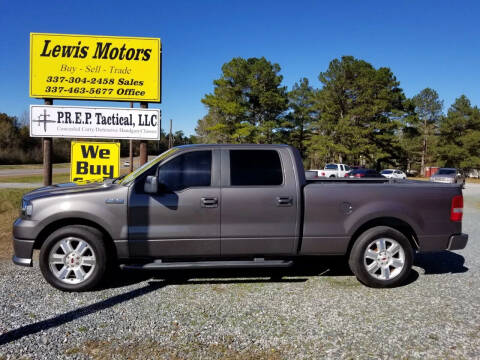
[0,173,71,183]
[0,168,129,184]
[0,188,34,258]
[0,163,70,170]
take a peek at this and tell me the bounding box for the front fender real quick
[18,194,128,241]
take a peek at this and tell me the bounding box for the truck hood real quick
[23,181,120,202]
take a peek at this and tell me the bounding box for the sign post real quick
[43,98,53,186]
[139,102,148,165]
[129,102,134,173]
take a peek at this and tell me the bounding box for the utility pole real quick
[139,102,148,165]
[129,102,134,172]
[158,110,162,153]
[43,98,53,186]
[168,118,173,149]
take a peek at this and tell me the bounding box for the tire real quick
[39,225,107,292]
[348,226,413,288]
[329,175,335,178]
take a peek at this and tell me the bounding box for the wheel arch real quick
[33,218,117,260]
[347,217,419,256]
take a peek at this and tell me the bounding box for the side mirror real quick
[144,176,158,194]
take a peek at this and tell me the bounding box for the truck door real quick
[128,149,221,258]
[220,148,299,255]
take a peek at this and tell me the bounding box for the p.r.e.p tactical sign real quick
[70,141,120,184]
[30,33,161,102]
[30,105,160,140]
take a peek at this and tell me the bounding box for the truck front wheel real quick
[348,226,413,288]
[39,225,107,292]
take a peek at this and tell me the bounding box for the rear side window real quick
[230,150,283,186]
[158,151,211,191]
[325,164,337,170]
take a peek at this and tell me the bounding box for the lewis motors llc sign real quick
[30,105,160,140]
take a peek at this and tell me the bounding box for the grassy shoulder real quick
[0,163,70,170]
[0,188,34,259]
[0,173,71,183]
[0,168,130,184]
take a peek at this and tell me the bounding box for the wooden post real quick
[43,98,53,186]
[139,102,148,165]
[129,102,134,172]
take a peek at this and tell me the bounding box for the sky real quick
[1,0,479,136]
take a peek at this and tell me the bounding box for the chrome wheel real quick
[363,238,405,280]
[48,237,96,284]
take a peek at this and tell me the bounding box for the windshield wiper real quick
[112,174,127,184]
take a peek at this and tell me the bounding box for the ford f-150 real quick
[12,144,468,291]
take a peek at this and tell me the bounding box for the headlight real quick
[21,199,33,217]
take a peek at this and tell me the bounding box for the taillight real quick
[450,195,463,221]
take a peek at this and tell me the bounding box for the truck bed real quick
[300,179,463,255]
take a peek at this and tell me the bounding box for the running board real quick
[120,259,293,271]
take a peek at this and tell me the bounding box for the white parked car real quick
[311,163,350,178]
[380,169,406,179]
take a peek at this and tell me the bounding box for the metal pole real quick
[129,102,134,172]
[139,102,148,165]
[43,98,53,186]
[169,119,173,149]
[158,110,162,154]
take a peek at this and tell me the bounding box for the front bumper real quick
[447,233,468,250]
[431,178,455,184]
[12,237,34,267]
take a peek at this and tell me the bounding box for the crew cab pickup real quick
[12,144,468,291]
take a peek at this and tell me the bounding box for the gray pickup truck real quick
[13,144,468,291]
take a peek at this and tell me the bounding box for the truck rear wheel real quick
[39,225,107,292]
[348,226,413,288]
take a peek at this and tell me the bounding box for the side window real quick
[230,150,283,186]
[344,165,350,171]
[158,151,211,191]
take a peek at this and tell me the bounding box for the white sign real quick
[30,105,160,140]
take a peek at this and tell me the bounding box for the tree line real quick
[194,56,480,174]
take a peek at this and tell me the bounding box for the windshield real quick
[325,164,337,170]
[437,169,456,175]
[381,170,393,174]
[119,148,179,185]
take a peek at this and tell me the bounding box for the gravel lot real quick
[1,185,479,359]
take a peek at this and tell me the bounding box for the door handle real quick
[201,197,218,208]
[276,196,293,207]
